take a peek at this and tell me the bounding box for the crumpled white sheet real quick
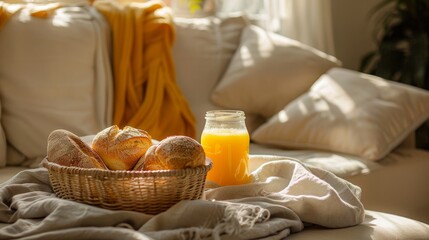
[0,155,364,240]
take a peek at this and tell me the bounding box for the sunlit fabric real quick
[0,4,113,166]
[94,0,196,140]
[0,0,196,140]
[0,2,60,28]
[252,68,429,161]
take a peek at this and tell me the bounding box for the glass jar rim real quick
[205,110,245,120]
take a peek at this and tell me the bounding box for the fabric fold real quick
[93,0,196,140]
[0,155,364,240]
[0,0,196,141]
[205,156,365,229]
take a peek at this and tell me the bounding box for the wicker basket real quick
[42,158,212,215]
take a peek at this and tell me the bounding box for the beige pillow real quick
[252,68,429,161]
[245,114,265,135]
[173,15,249,137]
[211,25,341,119]
[0,7,112,166]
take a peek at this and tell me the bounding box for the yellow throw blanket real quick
[0,0,197,140]
[94,0,196,140]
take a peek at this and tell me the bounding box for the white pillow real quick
[173,15,249,137]
[211,25,341,119]
[0,6,112,166]
[0,100,6,168]
[252,68,429,161]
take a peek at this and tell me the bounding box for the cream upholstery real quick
[173,15,249,136]
[0,6,113,167]
[289,210,429,240]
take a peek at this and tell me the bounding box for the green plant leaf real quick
[375,38,405,80]
[368,0,395,18]
[401,32,428,88]
[360,51,378,73]
[360,0,429,90]
[188,0,203,13]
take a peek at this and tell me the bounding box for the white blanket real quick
[0,155,364,240]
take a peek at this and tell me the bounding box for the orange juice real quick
[201,128,250,186]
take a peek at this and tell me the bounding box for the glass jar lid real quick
[205,110,245,121]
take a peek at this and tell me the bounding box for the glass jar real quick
[200,110,250,186]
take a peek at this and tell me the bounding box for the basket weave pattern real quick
[42,159,212,215]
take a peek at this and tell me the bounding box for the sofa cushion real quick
[252,68,429,161]
[0,6,112,167]
[211,25,341,119]
[173,15,249,137]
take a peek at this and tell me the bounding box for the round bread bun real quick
[134,135,205,171]
[92,125,152,170]
[47,129,107,169]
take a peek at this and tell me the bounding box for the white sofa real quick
[1,3,429,239]
[172,14,429,225]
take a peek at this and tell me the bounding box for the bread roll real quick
[134,136,205,171]
[92,125,152,170]
[133,145,156,170]
[47,129,107,169]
